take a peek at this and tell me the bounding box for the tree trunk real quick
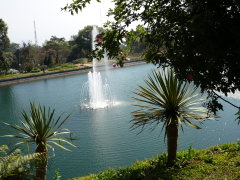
[35,143,48,180]
[166,122,178,166]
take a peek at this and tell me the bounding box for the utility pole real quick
[34,20,38,45]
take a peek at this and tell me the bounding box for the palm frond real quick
[1,102,77,153]
[131,68,212,134]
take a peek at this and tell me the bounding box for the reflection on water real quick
[0,64,239,179]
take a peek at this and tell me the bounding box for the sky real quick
[0,0,113,45]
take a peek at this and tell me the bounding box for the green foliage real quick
[1,102,77,153]
[1,102,77,180]
[131,68,210,165]
[63,0,101,15]
[68,25,103,61]
[0,145,39,179]
[72,143,240,180]
[72,58,87,64]
[16,42,41,72]
[154,153,167,168]
[216,142,240,152]
[53,169,61,180]
[65,0,240,115]
[131,68,209,132]
[201,154,214,164]
[235,108,240,125]
[0,19,12,74]
[72,158,158,180]
[48,63,77,71]
[39,65,47,72]
[43,36,71,65]
[124,25,147,56]
[7,43,20,53]
[0,51,13,74]
[22,62,34,73]
[30,67,41,73]
[176,146,199,167]
[0,19,10,51]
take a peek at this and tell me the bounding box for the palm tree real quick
[2,102,77,180]
[131,68,210,166]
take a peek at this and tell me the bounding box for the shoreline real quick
[0,60,146,87]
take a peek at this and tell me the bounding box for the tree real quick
[6,43,20,70]
[43,36,70,65]
[0,19,12,74]
[16,42,41,72]
[128,39,146,56]
[0,19,10,51]
[2,102,77,180]
[68,26,93,61]
[0,51,13,74]
[7,43,20,53]
[64,0,240,115]
[131,68,210,166]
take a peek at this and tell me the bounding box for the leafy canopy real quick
[64,0,240,114]
[68,26,94,61]
[0,19,12,73]
[0,19,10,51]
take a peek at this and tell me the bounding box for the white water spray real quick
[80,26,113,109]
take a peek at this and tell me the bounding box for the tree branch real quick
[212,90,239,109]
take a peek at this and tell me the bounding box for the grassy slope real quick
[72,143,240,180]
[0,63,81,80]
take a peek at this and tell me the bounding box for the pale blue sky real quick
[0,0,113,45]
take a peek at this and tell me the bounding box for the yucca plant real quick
[132,68,211,166]
[1,102,77,180]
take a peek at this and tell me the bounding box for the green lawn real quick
[0,63,87,80]
[72,142,240,180]
[47,63,78,71]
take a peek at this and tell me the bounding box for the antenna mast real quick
[34,20,38,45]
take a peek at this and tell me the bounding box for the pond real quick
[0,63,239,179]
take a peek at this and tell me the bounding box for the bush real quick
[31,68,41,73]
[201,154,214,164]
[0,145,38,179]
[73,58,88,64]
[22,62,34,72]
[48,63,77,71]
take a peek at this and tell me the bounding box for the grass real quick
[0,63,88,81]
[72,142,240,180]
[0,56,144,81]
[47,63,78,71]
[0,71,45,79]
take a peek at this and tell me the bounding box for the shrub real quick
[201,153,214,164]
[0,145,39,179]
[31,68,41,73]
[73,58,88,64]
[48,63,77,71]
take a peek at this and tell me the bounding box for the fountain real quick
[80,26,113,109]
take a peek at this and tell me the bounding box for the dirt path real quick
[0,61,146,87]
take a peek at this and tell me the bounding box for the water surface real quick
[0,64,239,179]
